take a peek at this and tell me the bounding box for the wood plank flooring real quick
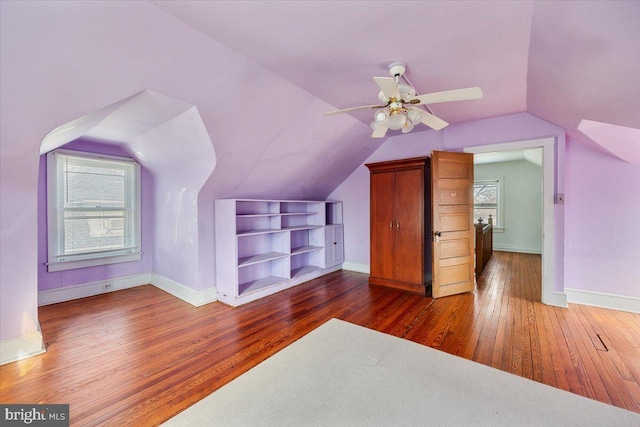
[1,251,639,425]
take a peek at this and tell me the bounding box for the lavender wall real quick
[565,137,640,297]
[37,140,154,291]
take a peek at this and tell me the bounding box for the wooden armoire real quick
[365,156,432,295]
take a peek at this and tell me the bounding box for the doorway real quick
[465,137,556,305]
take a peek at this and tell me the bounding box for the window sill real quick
[47,252,142,272]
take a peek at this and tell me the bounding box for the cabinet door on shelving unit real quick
[333,225,344,265]
[324,225,344,267]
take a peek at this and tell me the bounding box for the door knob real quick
[434,231,442,242]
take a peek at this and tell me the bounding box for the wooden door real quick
[393,168,424,284]
[431,151,475,298]
[370,171,395,280]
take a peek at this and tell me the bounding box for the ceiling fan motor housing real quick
[388,61,406,79]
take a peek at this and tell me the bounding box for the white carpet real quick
[163,318,640,426]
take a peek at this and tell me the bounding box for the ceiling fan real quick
[323,62,483,138]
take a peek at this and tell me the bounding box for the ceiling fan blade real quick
[371,123,388,138]
[410,108,449,130]
[323,104,386,116]
[373,77,400,100]
[410,87,483,105]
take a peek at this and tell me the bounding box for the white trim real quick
[553,291,568,308]
[342,261,370,274]
[465,137,556,306]
[0,329,46,366]
[151,273,218,307]
[565,288,639,314]
[493,244,542,255]
[38,273,217,307]
[46,252,142,272]
[38,273,151,306]
[218,265,342,307]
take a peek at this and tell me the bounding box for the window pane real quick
[474,183,497,204]
[474,208,497,224]
[63,210,126,254]
[63,158,128,209]
[474,181,499,225]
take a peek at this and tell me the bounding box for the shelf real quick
[236,213,280,218]
[237,228,284,236]
[239,275,287,295]
[282,225,323,232]
[291,265,321,278]
[291,245,323,255]
[238,252,288,267]
[280,212,318,216]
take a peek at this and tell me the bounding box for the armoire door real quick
[370,171,395,280]
[393,168,424,284]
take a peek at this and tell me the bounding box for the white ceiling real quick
[474,149,542,167]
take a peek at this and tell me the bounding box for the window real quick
[47,150,141,272]
[474,179,501,227]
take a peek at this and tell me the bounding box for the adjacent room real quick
[1,1,639,425]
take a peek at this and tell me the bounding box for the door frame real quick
[464,137,556,306]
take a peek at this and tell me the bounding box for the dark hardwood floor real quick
[1,251,639,425]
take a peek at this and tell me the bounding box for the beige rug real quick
[163,318,640,426]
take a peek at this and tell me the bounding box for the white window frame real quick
[46,149,141,272]
[473,178,504,231]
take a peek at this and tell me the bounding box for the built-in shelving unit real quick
[215,199,343,307]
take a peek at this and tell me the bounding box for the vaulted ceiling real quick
[151,1,639,146]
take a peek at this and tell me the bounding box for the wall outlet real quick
[102,282,113,291]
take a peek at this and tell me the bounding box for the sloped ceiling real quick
[150,0,639,158]
[151,0,532,128]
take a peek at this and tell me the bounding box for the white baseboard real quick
[565,288,639,314]
[342,261,370,274]
[151,273,217,307]
[552,291,567,308]
[493,244,542,255]
[0,328,46,366]
[38,273,217,308]
[39,273,152,306]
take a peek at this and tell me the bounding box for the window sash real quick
[47,150,141,270]
[473,180,501,226]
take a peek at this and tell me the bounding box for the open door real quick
[431,151,475,298]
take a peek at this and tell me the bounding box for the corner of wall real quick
[0,328,46,366]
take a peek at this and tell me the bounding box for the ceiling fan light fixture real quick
[407,108,422,125]
[386,109,407,130]
[374,109,388,123]
[402,119,415,133]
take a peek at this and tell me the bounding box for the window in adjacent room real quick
[46,149,141,272]
[473,179,502,228]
